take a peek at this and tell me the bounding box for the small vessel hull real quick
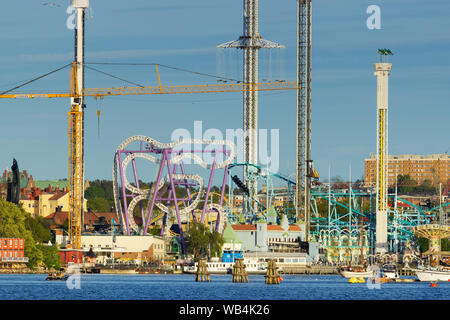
[184,266,266,275]
[340,270,374,278]
[184,259,267,275]
[415,269,450,282]
[45,274,69,281]
[382,271,399,279]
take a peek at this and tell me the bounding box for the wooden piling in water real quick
[232,258,249,283]
[265,259,280,284]
[195,259,210,282]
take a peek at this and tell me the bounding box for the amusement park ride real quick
[0,0,297,250]
[1,1,448,261]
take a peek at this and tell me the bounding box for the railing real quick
[1,257,29,262]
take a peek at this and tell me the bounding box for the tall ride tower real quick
[218,0,284,214]
[374,49,392,254]
[68,0,89,249]
[296,0,312,240]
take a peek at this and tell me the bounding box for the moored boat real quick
[184,257,266,275]
[339,266,374,278]
[415,267,450,282]
[45,272,69,281]
[381,263,399,279]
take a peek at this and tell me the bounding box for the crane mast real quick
[297,0,312,241]
[0,0,297,252]
[68,0,88,249]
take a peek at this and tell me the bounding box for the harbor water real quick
[0,274,449,300]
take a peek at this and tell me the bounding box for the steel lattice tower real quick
[218,0,284,215]
[68,0,89,249]
[296,0,312,241]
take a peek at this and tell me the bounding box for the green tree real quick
[24,216,52,243]
[417,237,429,253]
[62,218,69,232]
[185,221,224,261]
[0,199,44,269]
[38,244,61,270]
[208,228,225,258]
[89,180,114,200]
[84,185,105,200]
[87,197,111,212]
[397,175,418,194]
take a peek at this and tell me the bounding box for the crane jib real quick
[0,81,298,99]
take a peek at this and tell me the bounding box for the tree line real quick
[0,199,60,270]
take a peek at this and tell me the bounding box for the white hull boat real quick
[184,259,266,275]
[340,270,374,278]
[415,268,450,282]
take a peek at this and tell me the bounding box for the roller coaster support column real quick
[166,150,186,254]
[201,152,218,223]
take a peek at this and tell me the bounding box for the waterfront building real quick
[221,223,243,263]
[364,153,450,187]
[0,238,28,263]
[229,214,318,260]
[55,233,166,265]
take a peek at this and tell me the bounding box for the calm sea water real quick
[0,274,448,300]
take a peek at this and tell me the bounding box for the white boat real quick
[381,264,399,279]
[415,268,450,282]
[184,258,266,275]
[340,270,375,278]
[339,266,374,278]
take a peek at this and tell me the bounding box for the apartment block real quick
[364,153,450,187]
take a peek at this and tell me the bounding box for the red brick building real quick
[0,238,28,262]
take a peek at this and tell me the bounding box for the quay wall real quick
[280,265,338,275]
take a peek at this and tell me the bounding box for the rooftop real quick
[367,153,450,160]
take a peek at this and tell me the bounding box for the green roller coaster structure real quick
[224,163,448,260]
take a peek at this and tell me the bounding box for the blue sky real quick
[0,0,449,186]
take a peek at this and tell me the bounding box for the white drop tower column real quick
[374,60,392,254]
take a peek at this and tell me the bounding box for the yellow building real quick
[20,190,87,218]
[364,153,450,187]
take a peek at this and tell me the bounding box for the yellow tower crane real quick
[0,61,297,249]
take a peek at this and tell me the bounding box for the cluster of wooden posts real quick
[232,258,248,283]
[195,259,210,282]
[265,259,281,284]
[195,258,280,284]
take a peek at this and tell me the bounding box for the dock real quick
[280,265,338,275]
[397,268,416,276]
